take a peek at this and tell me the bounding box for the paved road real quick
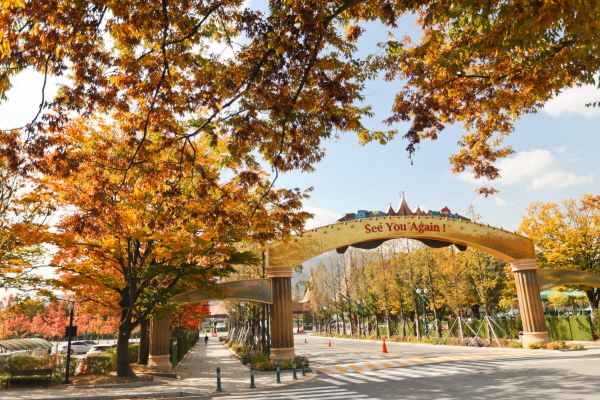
[210,335,600,400]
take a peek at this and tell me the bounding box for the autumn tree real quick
[46,120,307,377]
[377,0,600,195]
[0,158,53,290]
[3,0,599,199]
[520,194,600,309]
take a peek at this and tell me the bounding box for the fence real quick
[170,331,200,368]
[380,315,594,341]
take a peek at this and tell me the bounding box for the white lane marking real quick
[321,378,348,385]
[362,370,405,381]
[329,374,369,383]
[223,386,349,398]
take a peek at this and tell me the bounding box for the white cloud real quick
[531,171,593,190]
[303,206,342,229]
[554,146,566,154]
[493,197,512,207]
[544,84,600,118]
[458,149,593,191]
[495,150,557,184]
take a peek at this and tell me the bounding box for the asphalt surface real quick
[208,335,600,400]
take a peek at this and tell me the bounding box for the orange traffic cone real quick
[328,340,332,347]
[382,339,388,353]
[304,338,307,343]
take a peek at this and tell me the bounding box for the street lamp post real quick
[62,300,75,385]
[414,289,429,339]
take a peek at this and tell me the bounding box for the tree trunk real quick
[586,289,600,310]
[116,321,135,378]
[386,310,391,339]
[138,318,149,365]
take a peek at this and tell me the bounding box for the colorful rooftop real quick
[336,194,470,223]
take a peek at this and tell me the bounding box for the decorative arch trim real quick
[537,269,600,292]
[267,216,535,274]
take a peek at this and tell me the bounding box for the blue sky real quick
[279,82,600,232]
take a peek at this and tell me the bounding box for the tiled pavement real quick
[0,337,314,400]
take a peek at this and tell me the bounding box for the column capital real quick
[267,266,294,278]
[511,259,538,272]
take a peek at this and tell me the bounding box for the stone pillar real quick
[268,266,295,361]
[511,259,549,347]
[147,316,173,372]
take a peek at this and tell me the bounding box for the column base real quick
[146,354,173,372]
[270,347,296,361]
[522,331,550,348]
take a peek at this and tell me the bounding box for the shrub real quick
[5,355,52,373]
[52,354,81,376]
[5,354,83,378]
[528,342,545,349]
[105,343,140,366]
[240,353,253,365]
[504,341,523,348]
[546,340,568,350]
[569,344,585,349]
[80,356,114,375]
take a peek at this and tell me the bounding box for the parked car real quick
[58,341,93,354]
[82,340,98,346]
[87,344,116,357]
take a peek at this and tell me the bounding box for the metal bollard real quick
[216,367,223,392]
[249,364,256,389]
[276,361,281,384]
[301,356,306,376]
[292,358,298,380]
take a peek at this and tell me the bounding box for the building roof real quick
[0,338,52,352]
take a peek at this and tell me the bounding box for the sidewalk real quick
[0,337,314,400]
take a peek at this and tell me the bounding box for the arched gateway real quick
[266,214,548,360]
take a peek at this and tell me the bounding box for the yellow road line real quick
[376,361,395,368]
[348,364,365,372]
[362,362,381,370]
[333,366,349,373]
[389,360,411,366]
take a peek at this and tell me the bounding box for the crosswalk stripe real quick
[345,372,386,382]
[348,364,366,372]
[333,365,351,373]
[362,362,382,370]
[321,378,347,385]
[362,371,405,381]
[222,387,349,398]
[383,369,428,378]
[389,359,411,366]
[376,361,395,368]
[330,374,369,383]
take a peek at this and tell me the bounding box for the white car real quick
[86,344,116,357]
[58,341,93,354]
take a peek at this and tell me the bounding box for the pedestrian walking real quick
[204,334,209,345]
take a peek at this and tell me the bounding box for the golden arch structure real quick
[145,212,600,369]
[265,215,549,360]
